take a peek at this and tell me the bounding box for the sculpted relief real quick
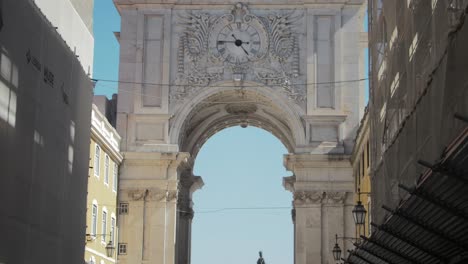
[171,3,304,107]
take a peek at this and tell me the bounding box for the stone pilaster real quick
[117,152,189,264]
[283,153,354,264]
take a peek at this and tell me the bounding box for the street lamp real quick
[352,188,367,226]
[105,241,115,258]
[332,234,342,261]
[86,234,115,258]
[352,200,367,225]
[332,234,359,262]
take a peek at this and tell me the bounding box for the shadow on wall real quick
[0,0,3,31]
[0,0,94,263]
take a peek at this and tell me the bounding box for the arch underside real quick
[174,87,304,160]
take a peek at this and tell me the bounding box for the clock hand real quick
[217,40,249,44]
[240,45,249,56]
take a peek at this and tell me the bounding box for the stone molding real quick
[293,190,347,205]
[179,208,195,220]
[293,190,324,205]
[324,191,347,204]
[125,188,178,202]
[122,152,190,167]
[284,153,352,170]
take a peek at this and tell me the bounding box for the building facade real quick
[350,107,371,238]
[85,104,123,264]
[33,0,94,74]
[368,0,468,224]
[0,1,94,263]
[113,1,367,263]
[343,0,468,263]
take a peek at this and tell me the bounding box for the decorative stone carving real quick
[177,174,204,219]
[266,12,302,61]
[148,189,167,202]
[171,3,305,107]
[127,189,147,201]
[225,103,257,115]
[293,190,324,205]
[167,191,178,202]
[325,191,347,204]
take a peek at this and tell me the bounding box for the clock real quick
[209,17,269,64]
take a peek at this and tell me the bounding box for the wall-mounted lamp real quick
[332,234,359,262]
[352,188,371,226]
[85,234,115,258]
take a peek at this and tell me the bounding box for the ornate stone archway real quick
[114,1,366,264]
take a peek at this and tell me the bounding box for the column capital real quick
[177,174,204,217]
[291,190,348,205]
[124,188,178,202]
[293,190,325,205]
[324,191,347,204]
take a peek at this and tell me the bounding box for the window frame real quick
[119,203,129,215]
[91,204,98,236]
[101,209,107,242]
[113,163,118,192]
[110,216,116,245]
[118,243,127,255]
[94,144,101,177]
[104,154,110,185]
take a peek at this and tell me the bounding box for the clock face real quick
[209,18,268,64]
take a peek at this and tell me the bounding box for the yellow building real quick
[85,104,123,264]
[351,107,371,237]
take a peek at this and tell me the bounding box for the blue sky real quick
[93,2,368,263]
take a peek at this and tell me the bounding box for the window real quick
[94,145,100,177]
[92,204,98,236]
[367,200,372,234]
[366,142,370,168]
[380,102,387,122]
[110,217,116,245]
[104,155,109,185]
[390,72,400,97]
[102,210,107,242]
[118,243,127,255]
[119,203,129,214]
[409,33,419,61]
[361,153,365,177]
[113,163,118,192]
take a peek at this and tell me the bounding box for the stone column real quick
[283,153,354,264]
[176,169,204,264]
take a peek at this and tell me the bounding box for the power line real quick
[92,77,368,88]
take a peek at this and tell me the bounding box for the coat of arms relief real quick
[171,3,305,108]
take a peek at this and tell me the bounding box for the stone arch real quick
[169,81,306,160]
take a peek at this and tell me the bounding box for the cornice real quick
[91,128,123,163]
[284,153,351,170]
[302,114,347,124]
[122,152,190,167]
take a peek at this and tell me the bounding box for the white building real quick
[34,0,94,75]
